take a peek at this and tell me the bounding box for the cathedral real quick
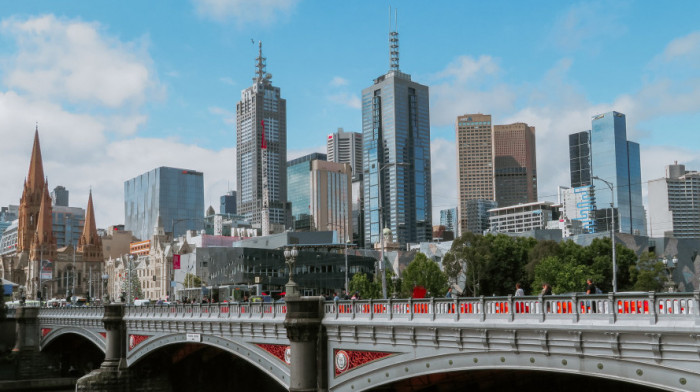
[1,129,104,301]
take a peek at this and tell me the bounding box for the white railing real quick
[124,302,287,320]
[323,292,700,324]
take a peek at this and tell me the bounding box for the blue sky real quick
[1,0,700,229]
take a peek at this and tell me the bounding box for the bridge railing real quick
[124,302,287,320]
[324,292,700,324]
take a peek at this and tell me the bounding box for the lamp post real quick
[662,256,678,292]
[592,176,617,293]
[344,238,351,295]
[375,161,410,299]
[283,246,299,297]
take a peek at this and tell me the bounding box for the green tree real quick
[630,252,665,292]
[400,253,448,298]
[532,255,594,294]
[348,273,381,299]
[443,232,491,296]
[184,273,202,289]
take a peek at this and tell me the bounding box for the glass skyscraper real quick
[287,153,327,231]
[568,111,646,235]
[124,167,204,241]
[362,27,432,246]
[236,42,287,233]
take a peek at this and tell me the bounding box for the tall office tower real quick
[51,186,69,207]
[494,123,537,207]
[124,167,204,241]
[327,128,363,181]
[310,160,353,242]
[558,186,595,233]
[52,206,85,248]
[220,190,237,215]
[362,20,432,247]
[456,114,495,234]
[648,162,700,238]
[236,42,287,234]
[287,153,327,231]
[439,207,458,233]
[568,111,646,235]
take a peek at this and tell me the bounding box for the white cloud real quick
[219,76,236,86]
[193,0,299,25]
[328,92,361,109]
[658,31,700,62]
[329,76,349,87]
[209,106,236,125]
[430,138,458,219]
[548,1,628,52]
[1,15,157,108]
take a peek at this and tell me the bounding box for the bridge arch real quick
[127,332,290,389]
[40,326,106,354]
[332,350,692,391]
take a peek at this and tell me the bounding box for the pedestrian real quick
[541,283,552,296]
[445,288,453,298]
[333,292,340,301]
[515,283,524,297]
[585,279,598,295]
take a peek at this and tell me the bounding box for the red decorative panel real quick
[41,328,51,337]
[256,343,291,365]
[128,334,150,351]
[334,349,393,376]
[100,332,107,339]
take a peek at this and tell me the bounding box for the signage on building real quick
[173,254,180,269]
[186,333,201,342]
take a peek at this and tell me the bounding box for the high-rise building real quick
[568,111,646,235]
[52,206,85,248]
[310,160,353,242]
[327,128,363,182]
[220,190,237,215]
[456,114,495,234]
[494,123,537,207]
[124,167,204,241]
[287,153,327,231]
[648,162,700,238]
[51,185,69,207]
[236,42,287,234]
[362,22,432,246]
[439,207,458,233]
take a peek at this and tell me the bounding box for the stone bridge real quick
[7,292,700,391]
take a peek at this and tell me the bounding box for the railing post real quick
[648,291,658,325]
[479,296,485,322]
[538,294,544,322]
[408,298,414,321]
[571,293,579,323]
[608,292,617,324]
[694,291,700,326]
[351,299,356,320]
[388,298,393,320]
[430,297,435,321]
[369,299,374,320]
[507,294,514,322]
[454,297,459,321]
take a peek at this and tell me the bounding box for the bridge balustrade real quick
[324,293,700,324]
[123,303,286,320]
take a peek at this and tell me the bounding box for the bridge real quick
[6,292,700,391]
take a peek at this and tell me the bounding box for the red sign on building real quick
[173,254,180,270]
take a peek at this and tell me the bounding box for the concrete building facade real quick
[494,123,537,207]
[648,162,700,238]
[327,128,363,182]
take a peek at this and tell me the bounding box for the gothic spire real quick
[79,190,99,248]
[26,127,46,194]
[32,180,55,248]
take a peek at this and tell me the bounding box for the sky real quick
[1,0,700,230]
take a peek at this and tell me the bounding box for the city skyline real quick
[1,1,700,228]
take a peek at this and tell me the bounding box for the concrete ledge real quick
[0,377,77,391]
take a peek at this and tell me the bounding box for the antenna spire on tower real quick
[254,41,268,84]
[389,7,400,72]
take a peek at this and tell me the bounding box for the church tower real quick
[18,129,46,252]
[77,191,103,263]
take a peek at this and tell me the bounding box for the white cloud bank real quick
[192,0,299,25]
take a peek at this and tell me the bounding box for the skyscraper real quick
[327,128,363,182]
[456,114,495,235]
[568,111,646,235]
[287,153,327,231]
[51,186,69,207]
[439,207,457,233]
[310,160,353,242]
[236,42,287,234]
[362,21,432,246]
[220,190,237,215]
[124,167,204,241]
[494,123,537,207]
[648,162,700,238]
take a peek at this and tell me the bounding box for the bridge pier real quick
[11,306,57,379]
[284,296,327,392]
[76,304,164,392]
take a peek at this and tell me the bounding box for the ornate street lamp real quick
[662,256,679,292]
[283,246,300,297]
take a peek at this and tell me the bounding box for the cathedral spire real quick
[78,190,103,262]
[29,180,56,262]
[26,128,46,194]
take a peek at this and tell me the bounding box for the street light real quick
[592,175,617,293]
[283,246,299,297]
[376,161,410,299]
[662,256,678,292]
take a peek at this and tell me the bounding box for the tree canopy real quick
[400,253,448,298]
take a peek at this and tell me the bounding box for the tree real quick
[630,252,665,292]
[533,255,594,294]
[184,273,202,289]
[443,232,490,296]
[400,253,448,298]
[348,273,381,299]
